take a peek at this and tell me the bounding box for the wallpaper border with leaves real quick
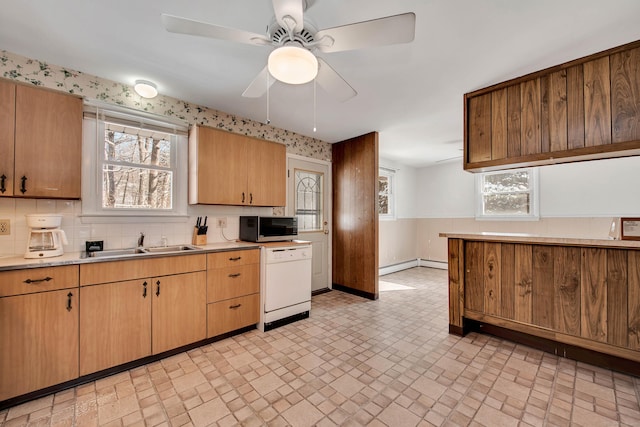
[0,49,331,161]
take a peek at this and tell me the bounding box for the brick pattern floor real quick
[1,267,639,426]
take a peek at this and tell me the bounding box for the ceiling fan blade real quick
[271,0,304,33]
[242,66,276,98]
[161,14,270,46]
[315,12,416,53]
[315,58,357,102]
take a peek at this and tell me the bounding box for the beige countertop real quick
[0,241,262,271]
[439,232,640,249]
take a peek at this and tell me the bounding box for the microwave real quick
[239,216,299,242]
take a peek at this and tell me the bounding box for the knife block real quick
[192,227,207,246]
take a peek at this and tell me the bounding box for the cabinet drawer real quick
[207,249,259,269]
[207,264,259,302]
[0,265,79,297]
[207,293,259,338]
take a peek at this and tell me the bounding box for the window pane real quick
[483,193,530,215]
[482,170,529,193]
[379,175,389,215]
[103,166,172,209]
[104,130,171,168]
[295,170,323,231]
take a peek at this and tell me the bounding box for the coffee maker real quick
[25,214,68,259]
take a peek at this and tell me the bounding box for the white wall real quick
[379,158,418,218]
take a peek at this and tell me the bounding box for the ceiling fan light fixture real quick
[267,45,318,85]
[134,80,158,98]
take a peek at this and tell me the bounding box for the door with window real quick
[287,155,331,292]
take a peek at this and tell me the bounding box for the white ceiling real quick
[1,0,640,167]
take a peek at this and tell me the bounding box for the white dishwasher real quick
[259,244,312,331]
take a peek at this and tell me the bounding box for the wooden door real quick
[0,290,79,401]
[332,132,379,299]
[79,279,152,375]
[0,80,15,197]
[152,271,206,354]
[248,138,286,206]
[14,85,82,198]
[191,126,248,205]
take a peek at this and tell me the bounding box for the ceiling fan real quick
[161,0,415,102]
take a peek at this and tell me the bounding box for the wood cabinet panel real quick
[628,250,640,350]
[553,246,581,335]
[483,242,501,316]
[581,248,607,343]
[0,80,15,197]
[514,244,533,324]
[464,241,484,312]
[611,46,640,143]
[583,57,612,147]
[152,271,206,354]
[500,243,515,319]
[0,289,79,401]
[207,294,259,338]
[14,85,82,198]
[0,265,78,297]
[447,239,464,329]
[80,254,205,285]
[607,249,628,347]
[532,245,554,329]
[464,40,640,172]
[80,279,151,375]
[207,264,259,302]
[207,249,259,269]
[491,89,507,159]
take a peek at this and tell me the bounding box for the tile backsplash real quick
[0,197,273,257]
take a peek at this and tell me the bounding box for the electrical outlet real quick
[217,217,227,228]
[0,219,10,235]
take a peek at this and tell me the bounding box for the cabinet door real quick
[152,271,206,354]
[79,280,152,375]
[247,139,286,206]
[0,80,15,197]
[192,126,248,205]
[14,85,82,198]
[0,290,79,401]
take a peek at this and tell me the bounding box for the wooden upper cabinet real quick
[465,39,640,172]
[0,80,15,196]
[189,125,286,206]
[14,84,82,198]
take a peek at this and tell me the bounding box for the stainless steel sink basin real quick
[88,248,146,258]
[142,245,200,253]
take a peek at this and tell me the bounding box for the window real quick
[294,169,323,231]
[379,168,395,220]
[476,168,539,219]
[82,104,188,218]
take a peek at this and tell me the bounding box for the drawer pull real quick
[143,281,148,298]
[229,256,242,261]
[24,276,53,284]
[156,280,161,297]
[66,292,73,311]
[20,176,27,194]
[0,174,6,193]
[228,273,241,278]
[229,304,242,309]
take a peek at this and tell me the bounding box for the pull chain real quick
[266,72,271,125]
[313,78,317,133]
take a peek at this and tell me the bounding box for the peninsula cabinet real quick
[464,39,640,172]
[0,79,82,198]
[0,265,79,401]
[79,255,207,375]
[443,233,640,374]
[189,125,286,206]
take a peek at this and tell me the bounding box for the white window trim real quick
[81,101,189,222]
[475,168,540,221]
[379,167,396,221]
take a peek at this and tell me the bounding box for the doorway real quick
[287,154,332,292]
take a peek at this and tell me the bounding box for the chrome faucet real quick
[138,232,145,247]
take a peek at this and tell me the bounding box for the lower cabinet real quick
[207,249,260,337]
[0,266,79,401]
[79,255,207,375]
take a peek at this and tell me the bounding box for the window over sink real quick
[82,102,188,219]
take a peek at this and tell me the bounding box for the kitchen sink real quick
[86,244,201,259]
[141,245,200,253]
